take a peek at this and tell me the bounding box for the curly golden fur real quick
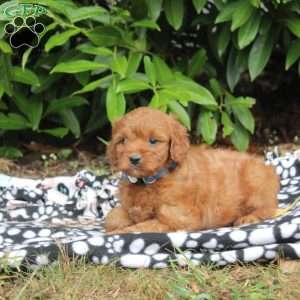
[105,107,279,233]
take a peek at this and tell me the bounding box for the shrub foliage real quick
[0,0,299,156]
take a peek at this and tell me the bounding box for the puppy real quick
[105,107,279,233]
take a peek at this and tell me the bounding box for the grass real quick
[1,257,300,300]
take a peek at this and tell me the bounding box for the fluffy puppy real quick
[105,107,279,233]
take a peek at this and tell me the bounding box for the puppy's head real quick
[106,107,190,178]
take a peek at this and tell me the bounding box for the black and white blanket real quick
[1,151,300,269]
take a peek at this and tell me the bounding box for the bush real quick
[0,0,299,157]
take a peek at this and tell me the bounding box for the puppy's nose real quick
[129,153,141,165]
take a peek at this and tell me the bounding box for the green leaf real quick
[111,54,128,78]
[59,109,81,138]
[40,127,69,138]
[215,1,240,23]
[32,74,62,94]
[158,90,176,107]
[51,60,107,74]
[0,22,6,38]
[0,54,12,96]
[126,52,142,77]
[21,47,33,69]
[149,93,160,108]
[45,96,88,116]
[231,1,254,31]
[73,75,113,95]
[0,113,30,130]
[77,43,112,56]
[130,0,148,20]
[87,26,122,47]
[132,19,160,31]
[259,17,272,35]
[250,0,261,8]
[286,18,300,38]
[0,82,4,100]
[45,29,80,52]
[226,96,256,108]
[285,39,300,70]
[209,78,223,98]
[144,56,156,85]
[238,12,261,49]
[0,147,23,159]
[226,47,248,91]
[164,0,184,30]
[248,30,275,81]
[168,101,191,130]
[153,56,173,84]
[116,79,150,94]
[74,72,90,86]
[160,88,190,105]
[164,77,217,107]
[0,40,12,54]
[192,0,207,14]
[221,111,234,137]
[11,67,40,87]
[230,122,250,151]
[147,0,162,20]
[217,25,231,57]
[29,100,43,130]
[188,49,207,78]
[232,105,255,133]
[14,91,43,130]
[106,86,126,123]
[66,6,107,23]
[197,110,217,144]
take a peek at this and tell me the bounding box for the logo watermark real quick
[3,3,47,18]
[2,3,47,48]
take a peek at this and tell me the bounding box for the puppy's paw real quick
[105,206,133,232]
[234,214,260,226]
[106,229,126,235]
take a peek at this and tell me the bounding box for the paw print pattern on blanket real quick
[1,152,300,269]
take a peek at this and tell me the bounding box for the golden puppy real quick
[105,107,279,233]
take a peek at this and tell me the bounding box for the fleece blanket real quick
[1,151,300,270]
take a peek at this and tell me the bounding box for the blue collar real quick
[121,161,177,185]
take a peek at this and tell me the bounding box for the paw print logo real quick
[4,16,45,48]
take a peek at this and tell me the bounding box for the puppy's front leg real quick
[105,206,133,232]
[113,219,170,233]
[110,204,203,234]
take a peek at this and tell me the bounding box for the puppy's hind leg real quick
[234,204,277,226]
[235,160,279,226]
[158,204,203,231]
[234,180,278,226]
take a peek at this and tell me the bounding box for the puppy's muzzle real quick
[129,153,142,166]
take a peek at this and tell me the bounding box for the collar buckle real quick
[122,162,177,185]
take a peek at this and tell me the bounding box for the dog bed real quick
[1,151,300,269]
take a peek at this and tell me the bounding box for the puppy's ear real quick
[168,115,190,164]
[106,139,116,168]
[106,119,123,169]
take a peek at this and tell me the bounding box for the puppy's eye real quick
[118,137,128,144]
[149,138,159,145]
